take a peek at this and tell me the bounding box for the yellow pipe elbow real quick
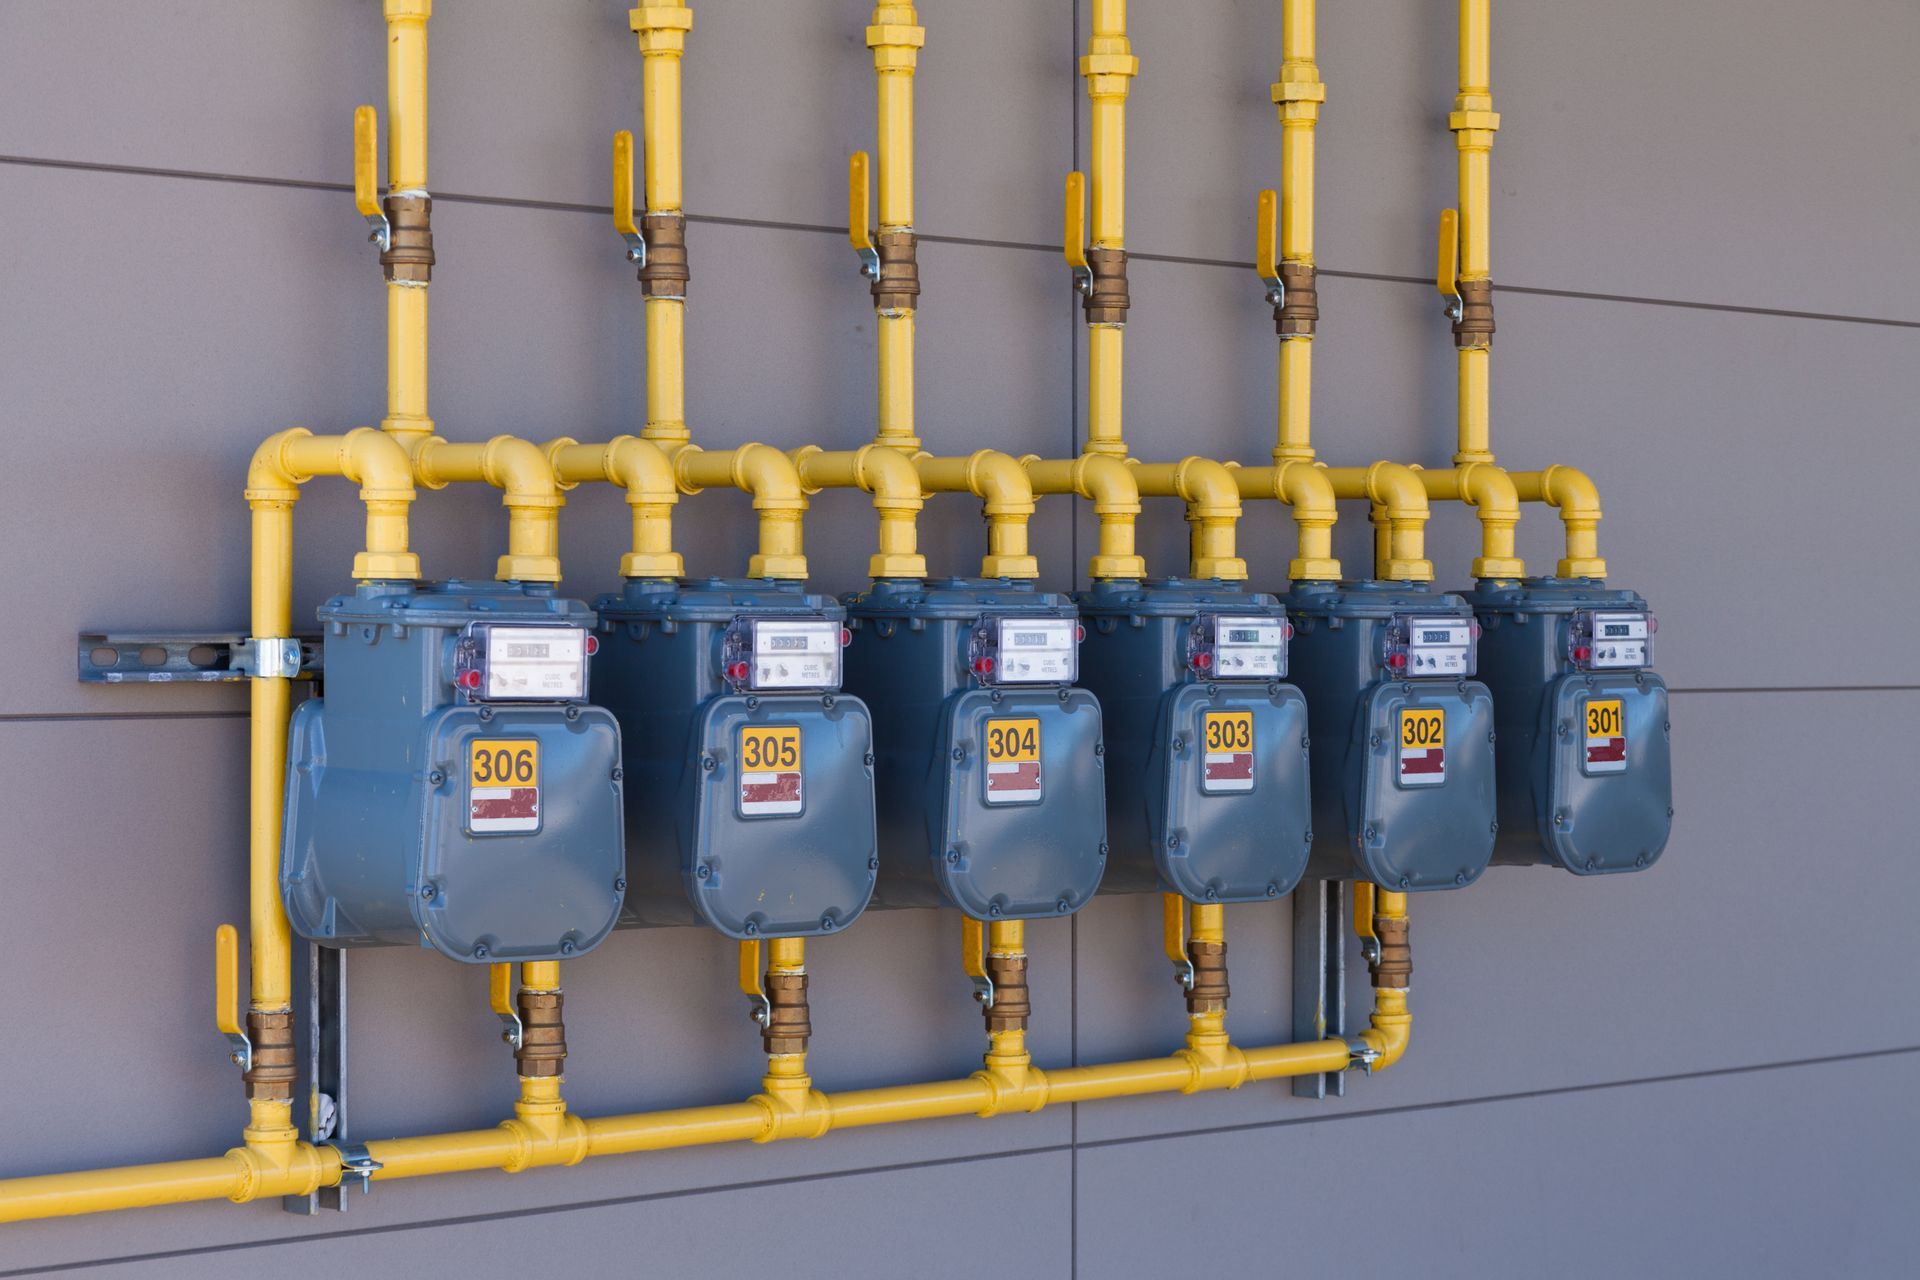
[1517,464,1607,579]
[1457,461,1526,581]
[913,450,1040,580]
[547,436,684,579]
[1023,454,1146,580]
[415,436,564,583]
[1132,457,1247,581]
[250,428,422,582]
[1274,460,1342,581]
[677,444,809,580]
[1326,462,1433,581]
[790,445,926,580]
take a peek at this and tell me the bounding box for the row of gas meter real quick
[281,570,1672,963]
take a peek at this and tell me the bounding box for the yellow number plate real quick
[469,739,540,832]
[1202,709,1255,793]
[986,718,1041,764]
[738,725,803,816]
[470,738,539,788]
[1397,707,1446,785]
[740,725,802,773]
[1585,699,1623,740]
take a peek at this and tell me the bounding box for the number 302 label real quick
[1397,707,1446,786]
[470,738,540,833]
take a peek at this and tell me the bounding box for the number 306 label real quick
[470,739,540,833]
[739,725,803,817]
[1398,708,1446,786]
[985,717,1043,805]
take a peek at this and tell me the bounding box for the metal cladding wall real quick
[1,1,1916,1274]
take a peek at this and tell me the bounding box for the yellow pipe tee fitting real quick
[1513,464,1607,578]
[1129,457,1248,581]
[672,443,810,580]
[910,450,1040,580]
[1021,453,1147,581]
[790,444,928,580]
[1324,462,1434,582]
[412,435,564,583]
[546,435,683,580]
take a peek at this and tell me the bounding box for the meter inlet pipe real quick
[1427,0,1602,579]
[545,435,683,579]
[829,7,1038,581]
[0,893,1411,1219]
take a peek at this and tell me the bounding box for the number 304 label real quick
[985,717,1043,805]
[470,738,540,833]
[739,725,803,817]
[1398,707,1446,786]
[1584,698,1627,774]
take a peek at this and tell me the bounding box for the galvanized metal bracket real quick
[1291,879,1348,1099]
[329,1143,382,1197]
[78,632,320,683]
[286,943,353,1214]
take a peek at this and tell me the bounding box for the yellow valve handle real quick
[214,924,244,1039]
[1352,881,1377,941]
[848,152,874,253]
[352,105,381,219]
[1063,171,1089,271]
[961,917,986,981]
[613,130,646,265]
[737,939,763,998]
[1255,188,1280,283]
[1160,893,1188,968]
[1436,208,1461,298]
[488,962,515,1019]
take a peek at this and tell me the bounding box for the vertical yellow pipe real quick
[1449,0,1498,468]
[1273,0,1324,466]
[247,505,294,1017]
[1079,0,1136,460]
[384,1,430,192]
[868,6,924,453]
[636,2,693,446]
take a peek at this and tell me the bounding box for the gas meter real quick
[281,581,626,962]
[1465,580,1672,874]
[1076,580,1312,903]
[1284,582,1498,890]
[592,579,877,939]
[842,579,1106,920]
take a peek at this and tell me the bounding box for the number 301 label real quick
[470,738,540,833]
[1583,698,1627,774]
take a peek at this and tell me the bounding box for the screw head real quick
[1266,883,1280,897]
[946,849,961,864]
[1057,898,1072,913]
[613,877,628,892]
[701,755,717,771]
[473,944,489,959]
[864,752,876,766]
[419,884,437,901]
[1455,871,1467,885]
[610,766,624,782]
[868,856,880,870]
[1398,876,1411,889]
[428,769,446,786]
[988,904,1002,918]
[952,746,966,762]
[559,939,576,955]
[696,864,711,880]
[744,921,758,935]
[820,915,836,931]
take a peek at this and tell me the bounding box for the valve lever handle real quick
[352,105,390,251]
[1436,208,1462,320]
[848,151,879,280]
[738,940,770,1026]
[1161,893,1195,990]
[213,924,251,1071]
[1256,188,1283,305]
[489,962,523,1050]
[613,130,647,266]
[961,917,994,1009]
[1063,171,1091,295]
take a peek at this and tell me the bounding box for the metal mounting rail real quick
[77,632,322,683]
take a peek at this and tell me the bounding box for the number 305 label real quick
[1398,707,1446,786]
[470,738,540,833]
[739,725,803,817]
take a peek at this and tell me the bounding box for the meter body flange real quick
[1466,579,1672,874]
[282,581,625,962]
[843,579,1106,921]
[1284,581,1497,890]
[1075,579,1312,903]
[592,578,877,939]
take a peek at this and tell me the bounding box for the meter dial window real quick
[981,617,1078,684]
[472,625,588,700]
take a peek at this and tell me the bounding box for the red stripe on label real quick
[742,773,802,804]
[1204,753,1254,781]
[1587,738,1626,763]
[472,788,538,819]
[987,762,1042,792]
[1400,749,1445,775]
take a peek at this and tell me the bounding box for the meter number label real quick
[1201,709,1256,794]
[985,716,1043,805]
[469,738,541,833]
[738,725,804,817]
[1397,707,1446,786]
[1583,698,1627,774]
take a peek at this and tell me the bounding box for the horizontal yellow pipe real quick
[791,445,927,580]
[1023,454,1146,580]
[546,435,683,579]
[1129,457,1248,581]
[911,451,1039,579]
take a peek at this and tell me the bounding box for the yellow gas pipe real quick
[1429,0,1604,579]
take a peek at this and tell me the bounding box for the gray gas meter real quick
[1466,580,1672,874]
[1284,581,1497,891]
[592,579,877,939]
[842,579,1106,921]
[1076,579,1312,904]
[281,581,626,962]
